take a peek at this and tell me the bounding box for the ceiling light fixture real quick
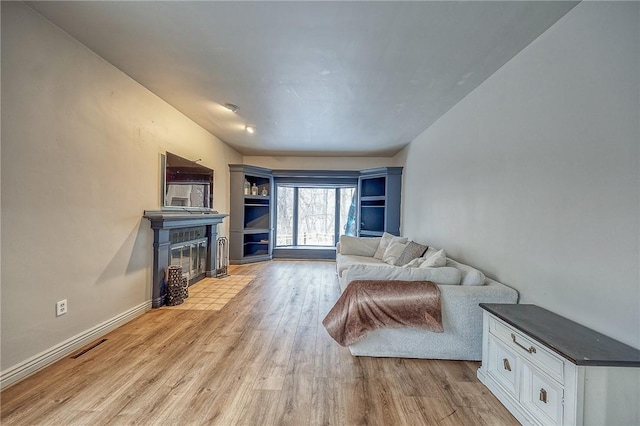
[223,103,239,113]
[245,125,256,134]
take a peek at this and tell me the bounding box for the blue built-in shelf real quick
[357,167,403,237]
[229,165,274,264]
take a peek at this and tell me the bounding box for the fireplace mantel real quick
[144,210,228,307]
[144,210,228,229]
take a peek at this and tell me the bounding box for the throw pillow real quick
[402,257,426,268]
[394,241,428,266]
[373,232,408,260]
[382,241,408,265]
[338,235,381,256]
[420,248,446,268]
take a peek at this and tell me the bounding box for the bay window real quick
[276,184,356,247]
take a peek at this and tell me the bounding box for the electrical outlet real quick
[56,299,67,316]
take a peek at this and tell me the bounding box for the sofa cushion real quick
[344,264,462,286]
[394,241,428,266]
[421,248,447,268]
[336,254,385,277]
[339,235,381,257]
[382,241,408,265]
[446,258,486,286]
[374,232,408,260]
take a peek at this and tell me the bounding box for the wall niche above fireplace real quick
[163,152,214,210]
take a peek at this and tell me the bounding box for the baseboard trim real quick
[0,300,152,390]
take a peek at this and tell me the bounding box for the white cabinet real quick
[477,304,640,426]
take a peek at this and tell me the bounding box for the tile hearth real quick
[162,274,255,311]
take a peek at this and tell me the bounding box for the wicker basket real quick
[166,265,185,306]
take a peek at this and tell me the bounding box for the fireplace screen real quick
[169,226,208,284]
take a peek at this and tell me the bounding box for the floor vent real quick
[70,339,107,359]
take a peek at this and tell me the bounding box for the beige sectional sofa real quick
[334,234,518,360]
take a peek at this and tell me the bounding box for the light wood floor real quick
[1,261,518,425]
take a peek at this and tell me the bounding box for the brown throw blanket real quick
[322,280,443,347]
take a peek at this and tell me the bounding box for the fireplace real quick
[143,211,228,308]
[169,226,208,285]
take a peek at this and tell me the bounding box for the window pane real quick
[298,188,335,246]
[276,186,294,246]
[339,187,357,236]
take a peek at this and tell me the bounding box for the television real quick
[163,152,214,210]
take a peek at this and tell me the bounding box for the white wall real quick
[401,2,639,348]
[1,3,243,371]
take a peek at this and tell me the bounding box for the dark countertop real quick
[480,303,640,367]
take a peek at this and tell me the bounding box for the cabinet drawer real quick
[521,363,564,425]
[489,317,565,384]
[487,335,519,397]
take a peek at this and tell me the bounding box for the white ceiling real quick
[28,1,577,157]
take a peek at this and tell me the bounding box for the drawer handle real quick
[539,388,547,403]
[511,333,536,354]
[503,358,512,372]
